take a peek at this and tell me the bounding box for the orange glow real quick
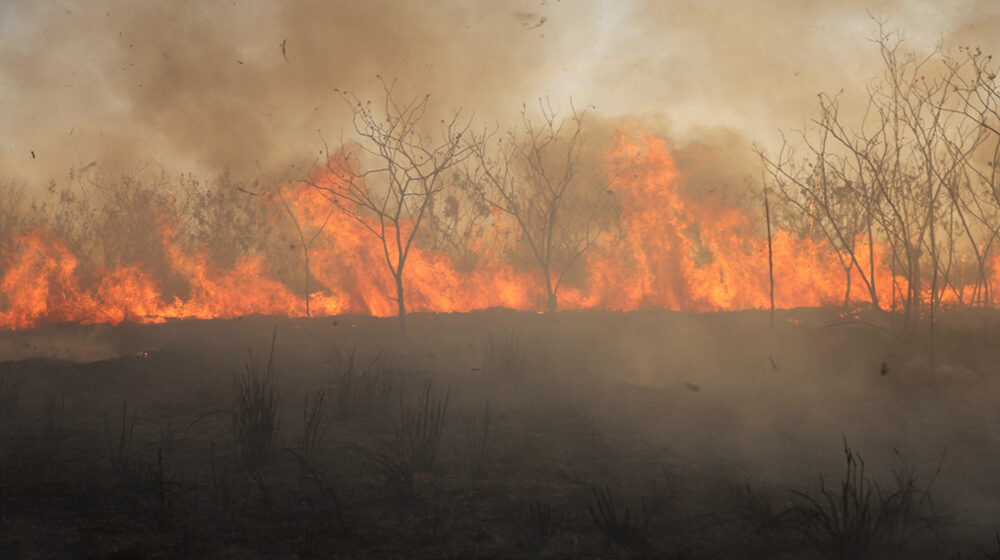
[0,127,973,330]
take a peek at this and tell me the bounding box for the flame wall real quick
[0,128,936,330]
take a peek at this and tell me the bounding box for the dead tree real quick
[839,28,989,326]
[465,99,613,313]
[760,24,999,331]
[757,118,881,311]
[306,78,477,331]
[940,46,1000,306]
[260,173,334,319]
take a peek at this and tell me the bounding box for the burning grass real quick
[0,123,963,332]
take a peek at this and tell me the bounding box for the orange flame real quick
[0,127,968,329]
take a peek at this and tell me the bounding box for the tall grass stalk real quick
[233,328,280,470]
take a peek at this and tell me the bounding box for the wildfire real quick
[0,127,937,330]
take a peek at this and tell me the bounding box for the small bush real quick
[206,443,247,528]
[734,482,794,547]
[298,387,329,473]
[481,331,527,378]
[105,400,159,492]
[519,500,562,550]
[588,486,649,548]
[370,379,449,496]
[292,454,352,538]
[328,344,394,419]
[789,438,939,560]
[233,330,280,470]
[398,380,449,473]
[462,400,497,480]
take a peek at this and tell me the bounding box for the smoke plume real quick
[0,0,997,185]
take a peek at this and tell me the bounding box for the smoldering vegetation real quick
[0,309,998,558]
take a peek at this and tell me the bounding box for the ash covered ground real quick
[0,309,997,558]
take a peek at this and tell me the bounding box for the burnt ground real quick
[0,308,999,558]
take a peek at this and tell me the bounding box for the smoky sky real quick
[1,0,997,187]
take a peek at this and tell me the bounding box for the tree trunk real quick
[764,188,775,328]
[543,265,557,313]
[395,273,407,332]
[928,177,938,338]
[843,265,852,309]
[866,214,879,308]
[904,243,920,332]
[304,248,311,318]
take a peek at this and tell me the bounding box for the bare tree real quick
[940,45,1000,306]
[760,24,1000,330]
[758,125,880,311]
[305,78,477,331]
[465,99,615,313]
[258,172,334,318]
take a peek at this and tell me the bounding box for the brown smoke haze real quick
[1,0,998,186]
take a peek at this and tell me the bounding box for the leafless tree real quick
[940,45,1000,306]
[305,78,478,331]
[758,117,882,311]
[259,172,334,318]
[465,99,615,313]
[760,24,1000,331]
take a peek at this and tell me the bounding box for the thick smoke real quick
[0,0,591,183]
[0,0,997,186]
[612,0,999,139]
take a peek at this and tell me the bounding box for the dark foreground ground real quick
[0,308,999,559]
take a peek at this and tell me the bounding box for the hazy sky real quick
[1,0,997,186]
